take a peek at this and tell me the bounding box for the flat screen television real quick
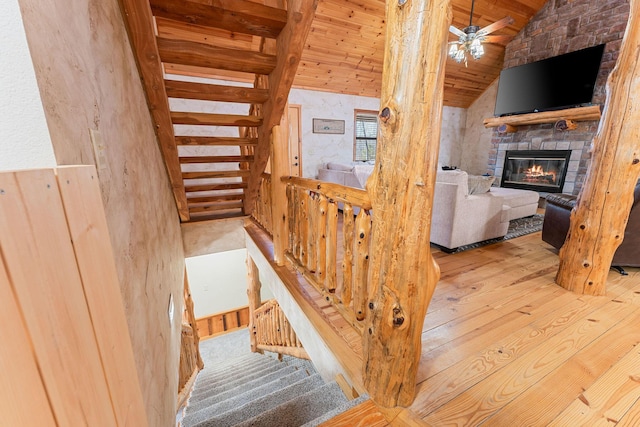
[494,44,605,117]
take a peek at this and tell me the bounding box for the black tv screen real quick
[494,44,605,117]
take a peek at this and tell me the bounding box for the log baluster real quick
[316,195,328,286]
[342,204,355,306]
[354,209,371,321]
[326,200,339,294]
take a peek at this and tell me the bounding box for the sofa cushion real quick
[468,175,495,194]
[489,187,539,208]
[325,162,353,172]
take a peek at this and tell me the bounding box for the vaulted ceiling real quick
[161,0,549,108]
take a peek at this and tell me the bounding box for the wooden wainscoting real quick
[196,306,250,340]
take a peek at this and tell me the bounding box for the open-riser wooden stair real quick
[120,0,317,222]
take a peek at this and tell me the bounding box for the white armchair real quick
[430,170,509,251]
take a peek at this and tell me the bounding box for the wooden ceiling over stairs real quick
[119,0,546,222]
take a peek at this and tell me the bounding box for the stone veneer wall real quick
[488,0,630,195]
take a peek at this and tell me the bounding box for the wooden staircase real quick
[119,0,317,222]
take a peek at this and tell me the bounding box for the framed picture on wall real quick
[313,118,345,134]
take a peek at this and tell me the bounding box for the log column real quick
[270,106,290,265]
[556,1,640,296]
[362,0,448,407]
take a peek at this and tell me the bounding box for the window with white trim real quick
[353,111,378,162]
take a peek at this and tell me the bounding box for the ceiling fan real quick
[448,0,514,66]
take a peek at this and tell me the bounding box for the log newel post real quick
[555,0,640,296]
[362,0,449,408]
[246,255,263,353]
[270,106,290,266]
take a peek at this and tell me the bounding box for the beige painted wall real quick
[18,0,185,425]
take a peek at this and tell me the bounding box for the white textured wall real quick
[438,107,467,168]
[288,88,467,178]
[460,79,499,175]
[186,249,274,318]
[288,88,380,178]
[0,0,55,171]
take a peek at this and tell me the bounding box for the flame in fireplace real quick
[524,164,556,183]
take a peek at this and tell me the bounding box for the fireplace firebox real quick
[501,150,571,193]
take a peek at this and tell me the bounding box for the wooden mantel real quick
[483,105,602,129]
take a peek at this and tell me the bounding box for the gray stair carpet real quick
[181,328,368,427]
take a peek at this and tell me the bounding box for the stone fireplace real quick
[501,150,571,193]
[482,0,629,196]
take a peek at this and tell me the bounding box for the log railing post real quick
[270,106,290,266]
[556,1,640,295]
[362,0,449,407]
[246,254,262,353]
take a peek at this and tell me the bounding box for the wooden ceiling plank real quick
[178,155,255,163]
[165,80,269,104]
[171,112,262,127]
[119,0,189,221]
[157,37,277,75]
[245,0,319,214]
[149,0,287,38]
[175,136,258,146]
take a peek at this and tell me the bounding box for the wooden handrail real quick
[281,176,372,209]
[283,176,374,332]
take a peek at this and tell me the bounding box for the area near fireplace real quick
[501,150,571,193]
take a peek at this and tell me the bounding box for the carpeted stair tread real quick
[193,356,282,389]
[232,381,348,427]
[190,361,290,399]
[186,367,312,414]
[300,394,370,427]
[186,374,326,427]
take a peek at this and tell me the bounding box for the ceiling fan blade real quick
[483,34,513,46]
[449,25,466,38]
[478,16,514,36]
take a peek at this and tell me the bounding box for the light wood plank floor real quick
[248,221,640,426]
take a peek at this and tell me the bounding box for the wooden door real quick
[288,104,302,177]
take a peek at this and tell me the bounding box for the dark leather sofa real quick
[541,183,640,273]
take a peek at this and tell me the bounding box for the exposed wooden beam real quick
[179,156,254,164]
[556,1,640,296]
[165,80,269,104]
[363,0,449,408]
[176,136,258,146]
[171,112,262,127]
[149,0,287,39]
[245,0,319,214]
[157,37,277,75]
[118,0,189,221]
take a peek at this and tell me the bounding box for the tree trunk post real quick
[362,0,449,407]
[556,1,640,296]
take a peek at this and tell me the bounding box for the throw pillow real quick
[468,175,495,194]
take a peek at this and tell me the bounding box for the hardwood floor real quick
[248,221,640,425]
[414,233,640,426]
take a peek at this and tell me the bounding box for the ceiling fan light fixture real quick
[448,1,513,66]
